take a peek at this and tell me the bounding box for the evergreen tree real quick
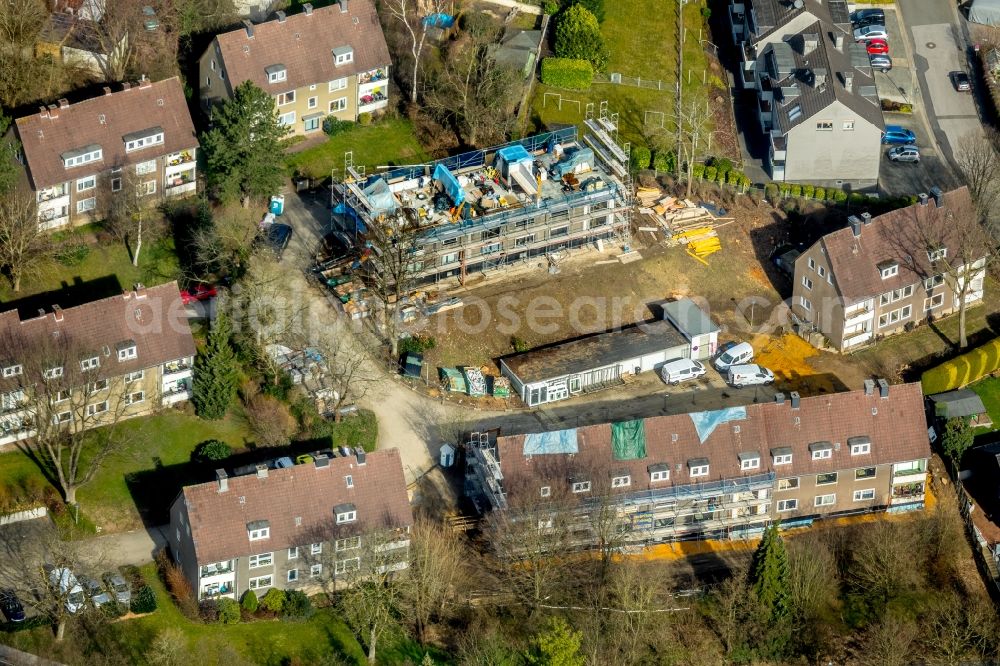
[748,523,792,657]
[201,81,290,207]
[192,313,240,420]
[941,417,974,473]
[554,4,609,72]
[526,617,585,666]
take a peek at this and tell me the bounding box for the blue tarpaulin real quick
[523,429,579,455]
[422,12,455,27]
[552,147,595,177]
[433,163,465,206]
[688,406,747,443]
[363,177,398,215]
[497,144,532,165]
[333,202,364,233]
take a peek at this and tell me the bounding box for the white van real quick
[727,364,775,388]
[660,358,706,385]
[714,342,754,372]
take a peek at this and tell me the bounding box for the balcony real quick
[358,89,388,114]
[163,387,193,405]
[200,560,234,578]
[163,360,192,382]
[37,186,69,203]
[166,150,195,167]
[845,307,875,327]
[893,470,927,484]
[843,331,873,348]
[165,170,196,197]
[358,67,389,88]
[890,481,925,505]
[165,181,197,197]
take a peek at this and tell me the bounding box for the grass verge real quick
[286,119,429,181]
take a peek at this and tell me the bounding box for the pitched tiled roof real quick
[494,383,929,504]
[213,2,391,93]
[15,77,198,190]
[0,282,196,386]
[818,187,975,300]
[180,448,413,564]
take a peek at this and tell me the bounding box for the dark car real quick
[851,8,885,25]
[0,589,25,623]
[951,71,972,92]
[262,223,293,259]
[771,246,801,277]
[882,125,917,145]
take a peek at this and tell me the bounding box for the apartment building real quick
[199,1,391,135]
[0,282,197,448]
[168,448,413,601]
[466,381,930,546]
[14,77,199,230]
[729,0,883,188]
[790,186,986,351]
[334,126,630,287]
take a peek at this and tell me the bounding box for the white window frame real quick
[817,265,826,278]
[55,389,72,402]
[86,400,109,417]
[811,448,832,460]
[336,510,356,524]
[335,536,361,551]
[925,293,944,310]
[2,365,22,378]
[816,120,833,131]
[650,470,669,482]
[843,120,855,130]
[44,367,63,380]
[335,51,353,65]
[248,575,273,590]
[125,133,164,153]
[816,472,838,486]
[76,176,96,192]
[278,111,296,126]
[540,485,551,497]
[773,453,792,466]
[345,474,354,488]
[310,563,323,578]
[277,90,296,106]
[124,391,144,405]
[777,477,799,491]
[850,441,871,456]
[288,547,299,560]
[690,465,709,478]
[329,77,347,92]
[329,97,348,113]
[808,257,816,270]
[799,296,812,311]
[611,475,631,488]
[310,542,323,555]
[76,197,96,214]
[571,481,591,493]
[853,488,876,502]
[124,370,143,383]
[924,274,945,289]
[880,264,899,279]
[63,148,102,168]
[307,96,317,109]
[117,346,137,361]
[740,457,760,471]
[776,499,798,512]
[135,159,157,176]
[928,248,947,261]
[855,466,877,480]
[110,177,122,192]
[268,69,287,83]
[89,378,108,394]
[304,116,321,132]
[802,276,813,290]
[814,493,836,507]
[248,527,270,541]
[248,552,273,569]
[53,411,72,424]
[334,558,360,575]
[138,180,156,197]
[287,569,298,582]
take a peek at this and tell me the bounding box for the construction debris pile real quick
[636,188,734,264]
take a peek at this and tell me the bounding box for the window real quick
[538,517,554,529]
[304,116,321,132]
[850,440,871,456]
[816,472,838,486]
[268,69,287,83]
[334,49,354,65]
[2,365,22,378]
[924,274,945,289]
[879,305,912,328]
[740,457,760,470]
[136,159,157,175]
[307,96,317,109]
[62,147,102,168]
[816,120,833,131]
[138,180,156,196]
[248,526,270,541]
[311,543,322,555]
[928,248,947,261]
[279,111,296,126]
[329,77,347,91]
[249,552,273,568]
[118,346,137,361]
[572,481,591,493]
[817,265,826,278]
[55,389,72,402]
[925,293,944,310]
[650,470,669,482]
[336,509,356,524]
[855,467,876,480]
[843,119,855,130]
[853,488,876,502]
[76,197,96,214]
[54,411,71,424]
[288,547,299,560]
[329,97,348,113]
[515,234,536,247]
[81,357,99,371]
[611,475,631,488]
[287,569,298,582]
[540,485,551,497]
[799,296,812,311]
[335,536,361,551]
[44,367,63,380]
[481,242,502,255]
[812,448,831,460]
[310,563,323,577]
[814,493,836,507]
[802,276,813,290]
[248,575,272,590]
[111,177,122,192]
[124,391,144,405]
[124,370,143,383]
[125,132,164,152]
[89,379,108,393]
[345,474,354,489]
[77,175,96,191]
[880,263,899,279]
[808,257,816,270]
[777,499,798,512]
[773,453,793,465]
[335,558,360,574]
[277,90,296,105]
[86,401,108,416]
[690,464,709,478]
[550,226,569,238]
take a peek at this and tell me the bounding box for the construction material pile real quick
[674,226,721,265]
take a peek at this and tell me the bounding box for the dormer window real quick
[43,366,63,380]
[611,473,631,488]
[540,485,551,497]
[571,478,591,493]
[878,261,899,279]
[332,46,354,66]
[116,340,137,362]
[335,503,357,524]
[928,247,947,262]
[81,356,100,372]
[61,145,103,168]
[771,447,793,465]
[265,64,287,83]
[247,520,270,540]
[848,436,871,456]
[688,458,710,478]
[648,463,670,482]
[738,452,761,470]
[2,364,22,378]
[809,441,833,460]
[123,127,164,153]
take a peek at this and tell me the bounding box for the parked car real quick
[79,576,111,609]
[866,39,889,55]
[48,568,85,614]
[888,145,920,163]
[851,8,885,25]
[882,125,917,144]
[714,342,754,372]
[951,71,972,92]
[660,358,706,385]
[262,223,293,260]
[0,589,25,623]
[854,25,888,41]
[179,283,217,305]
[102,573,130,606]
[727,364,775,388]
[869,54,893,72]
[273,456,295,469]
[771,246,801,277]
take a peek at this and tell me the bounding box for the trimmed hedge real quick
[540,58,593,91]
[922,338,1000,395]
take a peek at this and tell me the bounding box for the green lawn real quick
[286,119,430,181]
[0,563,367,666]
[970,376,1000,432]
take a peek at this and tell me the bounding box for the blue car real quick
[882,125,917,145]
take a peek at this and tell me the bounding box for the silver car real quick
[888,145,920,163]
[869,55,892,72]
[79,576,111,609]
[854,25,888,41]
[103,572,131,606]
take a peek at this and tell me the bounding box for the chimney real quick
[843,71,853,93]
[216,468,228,493]
[255,463,268,478]
[315,456,330,468]
[139,75,151,88]
[918,193,929,206]
[813,67,827,87]
[354,446,367,465]
[133,283,147,298]
[103,86,112,96]
[276,10,286,21]
[848,215,861,237]
[929,186,943,207]
[57,98,69,109]
[338,0,347,12]
[37,308,45,318]
[877,378,889,398]
[863,378,875,395]
[834,33,844,49]
[339,445,351,457]
[47,104,58,119]
[38,106,49,119]
[803,33,818,53]
[774,392,786,405]
[790,391,801,409]
[243,19,254,38]
[303,2,314,14]
[861,212,872,225]
[52,304,63,322]
[121,82,131,91]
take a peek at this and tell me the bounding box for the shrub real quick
[241,589,259,613]
[704,166,717,182]
[832,190,848,202]
[246,394,297,447]
[358,112,373,126]
[802,184,815,199]
[218,598,241,624]
[281,590,314,618]
[779,183,791,197]
[630,145,651,171]
[199,599,219,623]
[323,117,354,136]
[192,439,232,464]
[701,5,711,17]
[260,588,286,613]
[790,184,802,197]
[653,150,675,173]
[511,336,531,353]
[399,335,436,355]
[692,164,705,180]
[711,157,733,175]
[764,183,779,202]
[540,57,593,90]
[554,5,609,71]
[563,0,606,22]
[55,243,90,267]
[101,600,126,619]
[814,187,826,201]
[131,585,157,614]
[157,551,197,618]
[715,169,727,184]
[922,338,1000,394]
[543,0,559,13]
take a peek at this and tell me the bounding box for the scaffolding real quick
[583,101,634,252]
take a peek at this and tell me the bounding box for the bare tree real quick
[101,166,163,267]
[382,0,448,105]
[676,93,715,200]
[0,187,53,292]
[954,129,1000,222]
[0,0,46,47]
[363,221,421,358]
[91,0,142,81]
[850,521,922,608]
[398,518,467,643]
[858,612,919,666]
[192,206,259,278]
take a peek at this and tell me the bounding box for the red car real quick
[866,39,889,55]
[180,283,217,304]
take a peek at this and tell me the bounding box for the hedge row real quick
[690,163,751,190]
[922,338,1000,395]
[764,182,847,203]
[540,57,593,91]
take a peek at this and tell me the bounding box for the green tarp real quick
[611,420,647,460]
